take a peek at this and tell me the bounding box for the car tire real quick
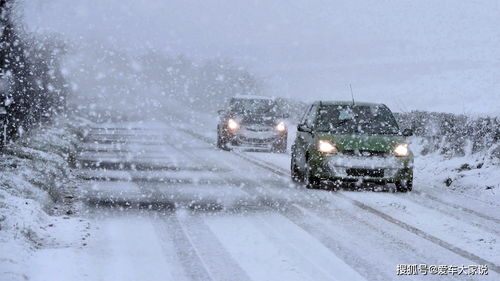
[304,163,320,189]
[290,157,303,183]
[216,130,230,151]
[330,180,342,191]
[273,139,287,153]
[395,180,413,192]
[0,119,6,147]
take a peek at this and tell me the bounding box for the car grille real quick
[244,125,272,132]
[241,138,273,144]
[346,168,385,177]
[342,150,389,157]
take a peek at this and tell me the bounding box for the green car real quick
[291,101,414,192]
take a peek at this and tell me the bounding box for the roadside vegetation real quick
[1,0,69,146]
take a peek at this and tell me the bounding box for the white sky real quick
[23,0,500,115]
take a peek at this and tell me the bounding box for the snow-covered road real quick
[28,122,499,281]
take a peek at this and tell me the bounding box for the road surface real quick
[28,121,499,281]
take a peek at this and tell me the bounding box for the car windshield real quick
[316,104,400,135]
[230,99,279,115]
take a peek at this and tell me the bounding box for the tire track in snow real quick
[162,127,500,277]
[146,128,268,280]
[78,126,200,281]
[389,193,500,236]
[176,126,498,279]
[279,204,417,281]
[152,214,214,281]
[179,128,395,279]
[170,127,374,280]
[176,214,252,281]
[89,127,220,281]
[336,192,500,273]
[203,147,417,279]
[242,143,500,236]
[412,190,500,224]
[81,126,212,280]
[289,200,457,276]
[105,129,217,281]
[234,152,500,271]
[250,213,367,281]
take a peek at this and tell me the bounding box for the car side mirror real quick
[402,128,413,137]
[217,109,225,115]
[297,124,311,133]
[282,113,290,118]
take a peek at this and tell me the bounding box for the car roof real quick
[313,100,386,107]
[232,95,275,100]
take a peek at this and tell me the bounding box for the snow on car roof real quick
[233,95,275,100]
[315,100,385,107]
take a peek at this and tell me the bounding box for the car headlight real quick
[318,140,337,154]
[394,143,409,157]
[227,118,239,131]
[276,121,286,132]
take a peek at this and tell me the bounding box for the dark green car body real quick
[291,101,414,191]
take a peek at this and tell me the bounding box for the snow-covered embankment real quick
[0,118,89,281]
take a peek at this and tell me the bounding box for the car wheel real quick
[273,139,287,153]
[0,119,6,147]
[395,180,413,192]
[290,157,303,183]
[304,163,320,189]
[329,180,342,191]
[216,131,230,151]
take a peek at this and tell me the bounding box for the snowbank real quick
[0,118,88,281]
[412,137,500,206]
[395,111,499,204]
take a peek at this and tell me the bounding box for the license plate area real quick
[346,168,384,177]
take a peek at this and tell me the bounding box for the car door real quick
[294,104,318,170]
[292,105,311,168]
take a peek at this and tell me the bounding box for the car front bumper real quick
[315,154,413,184]
[227,128,286,147]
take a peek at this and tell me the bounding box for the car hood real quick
[317,133,405,153]
[232,113,280,125]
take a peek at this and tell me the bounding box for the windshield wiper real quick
[334,119,352,126]
[316,120,352,132]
